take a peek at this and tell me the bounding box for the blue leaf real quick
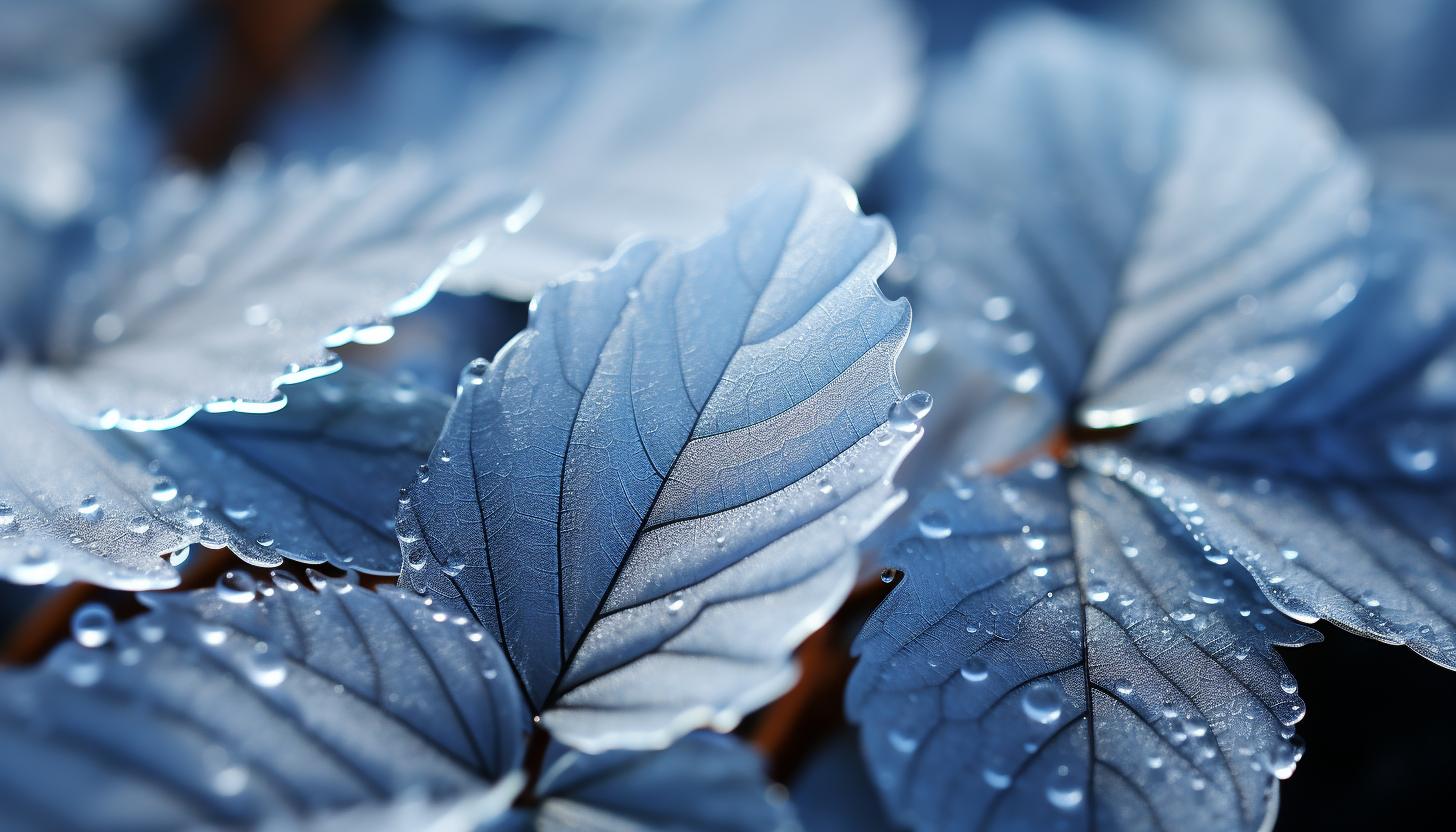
[791,729,899,832]
[847,467,1317,832]
[1082,445,1456,671]
[34,149,530,429]
[399,169,921,751]
[311,0,920,301]
[502,731,796,831]
[116,367,450,574]
[0,572,528,831]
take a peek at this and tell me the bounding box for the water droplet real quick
[817,478,834,495]
[254,534,274,548]
[406,547,428,571]
[1046,775,1083,810]
[1279,673,1298,694]
[1087,581,1111,603]
[245,644,287,687]
[151,479,178,502]
[903,390,933,420]
[198,623,227,646]
[983,768,1012,789]
[667,591,685,612]
[442,559,465,577]
[183,506,204,527]
[76,495,100,516]
[888,731,918,753]
[1113,678,1134,695]
[960,657,989,682]
[1268,743,1298,779]
[71,603,114,647]
[1022,685,1063,724]
[306,569,330,591]
[872,425,894,446]
[880,567,896,584]
[223,504,256,521]
[1121,546,1138,558]
[918,510,951,539]
[887,402,919,432]
[0,505,14,526]
[1147,755,1164,769]
[1012,366,1043,393]
[216,571,256,604]
[1025,536,1045,551]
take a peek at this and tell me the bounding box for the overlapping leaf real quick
[790,730,896,832]
[399,169,921,751]
[888,10,1373,472]
[1,368,448,587]
[32,148,528,428]
[115,367,450,575]
[427,0,919,299]
[0,573,527,832]
[848,468,1317,832]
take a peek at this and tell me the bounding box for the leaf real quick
[886,10,1375,470]
[0,368,447,587]
[115,367,450,575]
[1082,445,1456,671]
[501,731,796,831]
[790,729,897,832]
[430,0,919,299]
[0,362,190,589]
[0,572,528,832]
[398,169,921,751]
[32,147,529,428]
[847,467,1317,832]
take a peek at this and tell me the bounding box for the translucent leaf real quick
[399,169,920,751]
[0,573,528,832]
[32,147,529,428]
[430,0,919,299]
[0,368,447,588]
[114,368,450,574]
[887,10,1375,468]
[501,732,796,831]
[0,363,189,589]
[1083,445,1456,671]
[847,467,1317,832]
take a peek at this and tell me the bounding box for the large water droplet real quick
[76,495,100,517]
[817,478,834,495]
[880,567,896,584]
[1087,581,1111,603]
[1279,673,1298,694]
[903,390,933,419]
[168,545,191,567]
[667,591,686,612]
[983,768,1012,789]
[0,504,14,526]
[245,644,287,688]
[151,479,178,502]
[918,510,951,539]
[1268,743,1298,779]
[888,731,918,754]
[71,603,114,648]
[960,657,989,682]
[216,571,256,604]
[1022,685,1063,724]
[1114,678,1134,695]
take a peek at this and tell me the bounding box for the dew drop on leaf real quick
[71,603,114,648]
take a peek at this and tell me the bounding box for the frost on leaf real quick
[31,147,527,428]
[0,574,527,831]
[847,468,1317,832]
[399,169,920,751]
[116,368,449,575]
